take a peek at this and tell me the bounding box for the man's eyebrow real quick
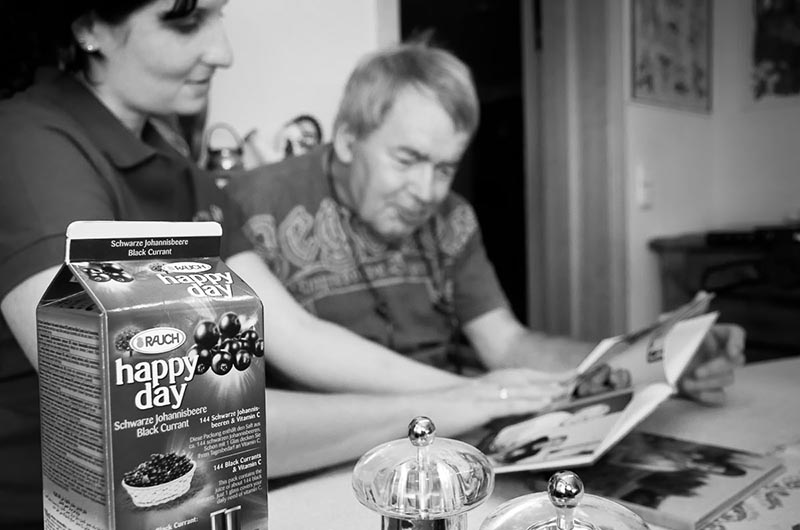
[395,146,428,161]
[394,147,461,167]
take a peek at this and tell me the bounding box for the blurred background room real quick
[205,0,800,362]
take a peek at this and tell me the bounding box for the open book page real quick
[593,383,674,456]
[477,297,719,473]
[662,311,719,386]
[575,292,716,391]
[478,389,635,473]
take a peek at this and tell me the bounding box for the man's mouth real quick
[396,207,431,226]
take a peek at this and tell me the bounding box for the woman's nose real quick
[204,21,234,69]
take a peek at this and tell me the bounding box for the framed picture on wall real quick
[631,0,712,113]
[752,0,800,103]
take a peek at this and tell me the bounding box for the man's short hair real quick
[333,42,480,139]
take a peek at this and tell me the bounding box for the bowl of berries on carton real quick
[122,452,196,507]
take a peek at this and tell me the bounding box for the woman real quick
[0,2,563,526]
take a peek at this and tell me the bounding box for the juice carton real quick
[37,221,268,530]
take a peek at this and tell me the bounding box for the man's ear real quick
[332,125,356,164]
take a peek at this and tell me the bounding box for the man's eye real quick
[436,166,457,180]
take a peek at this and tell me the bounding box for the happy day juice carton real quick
[37,221,268,530]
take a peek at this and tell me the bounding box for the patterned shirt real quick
[229,146,510,362]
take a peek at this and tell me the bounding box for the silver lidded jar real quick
[479,470,650,530]
[352,416,495,530]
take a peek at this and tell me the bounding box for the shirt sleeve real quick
[0,118,117,300]
[446,200,511,325]
[219,183,252,260]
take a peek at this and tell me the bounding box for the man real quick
[229,42,744,404]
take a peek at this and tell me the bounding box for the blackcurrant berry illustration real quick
[188,344,211,375]
[89,272,111,282]
[114,328,140,356]
[211,351,233,375]
[123,453,192,487]
[219,338,243,356]
[190,315,260,376]
[239,328,259,352]
[110,271,134,282]
[195,361,211,375]
[233,350,252,371]
[198,346,215,366]
[100,262,125,273]
[193,321,220,349]
[218,312,241,339]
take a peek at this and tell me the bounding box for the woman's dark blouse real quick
[0,73,248,526]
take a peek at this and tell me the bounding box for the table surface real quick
[267,358,800,530]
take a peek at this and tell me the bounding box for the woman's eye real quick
[165,14,205,34]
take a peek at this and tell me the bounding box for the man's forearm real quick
[266,389,424,477]
[278,315,468,393]
[499,330,595,374]
[464,308,594,376]
[265,381,561,478]
[228,251,466,394]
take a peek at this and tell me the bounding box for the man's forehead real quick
[378,93,469,157]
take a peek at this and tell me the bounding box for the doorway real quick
[400,0,530,323]
[400,1,627,341]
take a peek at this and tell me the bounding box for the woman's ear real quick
[332,125,356,164]
[72,12,118,56]
[71,14,100,53]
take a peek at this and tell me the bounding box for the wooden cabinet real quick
[650,232,800,363]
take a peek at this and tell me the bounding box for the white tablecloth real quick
[267,358,800,530]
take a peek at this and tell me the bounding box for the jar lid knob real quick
[548,471,584,530]
[408,416,436,447]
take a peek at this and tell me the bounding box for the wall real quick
[624,0,800,329]
[207,0,398,163]
[711,1,800,227]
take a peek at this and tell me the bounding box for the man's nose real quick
[408,163,437,204]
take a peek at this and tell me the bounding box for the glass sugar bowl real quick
[480,470,649,530]
[352,416,495,530]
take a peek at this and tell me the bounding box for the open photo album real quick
[475,292,719,473]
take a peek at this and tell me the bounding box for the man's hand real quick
[476,368,573,403]
[678,323,746,405]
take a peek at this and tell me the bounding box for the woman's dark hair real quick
[0,0,197,98]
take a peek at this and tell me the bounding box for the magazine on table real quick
[522,431,785,530]
[477,292,719,473]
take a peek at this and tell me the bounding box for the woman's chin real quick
[172,88,211,115]
[173,98,209,116]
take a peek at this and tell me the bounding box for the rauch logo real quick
[162,262,212,274]
[131,327,187,355]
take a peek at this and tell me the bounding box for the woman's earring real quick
[79,41,98,53]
